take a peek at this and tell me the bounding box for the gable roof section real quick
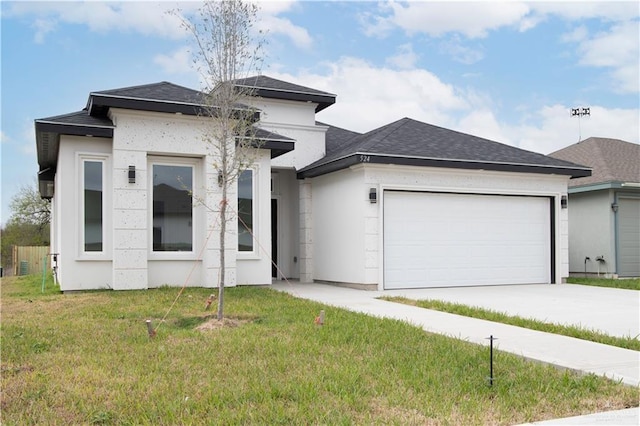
[35,110,114,172]
[234,75,336,112]
[35,81,298,197]
[88,81,209,117]
[549,137,640,189]
[299,118,591,179]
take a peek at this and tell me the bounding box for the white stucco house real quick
[550,138,640,277]
[35,76,590,291]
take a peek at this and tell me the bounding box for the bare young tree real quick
[176,0,266,320]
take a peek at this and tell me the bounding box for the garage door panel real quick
[384,191,551,289]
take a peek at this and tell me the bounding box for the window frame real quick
[77,153,111,259]
[236,166,259,259]
[148,156,201,260]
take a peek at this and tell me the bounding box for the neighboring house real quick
[550,138,640,277]
[35,76,590,291]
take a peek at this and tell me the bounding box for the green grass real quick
[567,277,640,290]
[2,275,638,425]
[381,297,640,351]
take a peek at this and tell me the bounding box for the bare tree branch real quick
[172,0,267,320]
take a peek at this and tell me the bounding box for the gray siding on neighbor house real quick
[567,190,616,276]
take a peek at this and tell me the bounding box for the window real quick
[152,164,193,252]
[83,160,103,252]
[238,169,254,252]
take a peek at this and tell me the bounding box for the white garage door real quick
[384,191,551,289]
[618,197,640,277]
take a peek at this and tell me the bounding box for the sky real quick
[1,0,639,225]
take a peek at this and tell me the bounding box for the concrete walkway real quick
[272,282,639,424]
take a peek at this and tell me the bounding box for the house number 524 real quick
[360,155,371,163]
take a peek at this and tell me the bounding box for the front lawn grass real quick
[2,275,638,425]
[381,297,640,351]
[567,277,640,290]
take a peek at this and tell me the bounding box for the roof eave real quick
[249,87,336,112]
[568,181,640,194]
[35,120,114,171]
[262,140,296,158]
[298,153,592,179]
[88,93,261,121]
[88,94,204,116]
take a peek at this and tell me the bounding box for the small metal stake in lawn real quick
[486,335,497,386]
[146,320,156,338]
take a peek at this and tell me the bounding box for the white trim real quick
[376,182,564,290]
[77,153,112,260]
[90,92,203,107]
[35,119,113,129]
[147,155,202,260]
[237,165,261,259]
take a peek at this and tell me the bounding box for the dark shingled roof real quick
[549,137,640,187]
[87,81,212,117]
[91,81,204,104]
[35,80,303,197]
[234,75,336,112]
[36,110,114,128]
[317,121,361,154]
[299,118,591,179]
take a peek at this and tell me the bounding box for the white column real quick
[299,180,313,283]
[112,149,148,290]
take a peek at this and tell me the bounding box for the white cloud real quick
[154,46,193,75]
[362,1,639,40]
[560,25,588,43]
[32,18,57,44]
[439,36,484,64]
[528,1,639,22]
[0,131,11,144]
[363,1,531,38]
[5,2,198,41]
[456,109,510,144]
[575,20,640,93]
[258,15,313,49]
[6,0,314,53]
[271,59,638,155]
[385,43,419,69]
[272,57,471,133]
[514,105,640,154]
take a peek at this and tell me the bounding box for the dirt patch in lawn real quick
[195,316,250,331]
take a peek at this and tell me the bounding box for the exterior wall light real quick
[369,187,377,203]
[611,203,618,213]
[560,195,568,209]
[128,165,136,183]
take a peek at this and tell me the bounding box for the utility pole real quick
[571,107,590,142]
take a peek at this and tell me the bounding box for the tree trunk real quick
[217,180,227,320]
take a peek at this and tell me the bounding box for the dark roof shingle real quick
[234,75,336,112]
[36,110,113,128]
[91,81,204,104]
[299,118,591,178]
[317,121,361,154]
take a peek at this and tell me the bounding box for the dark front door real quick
[271,198,278,278]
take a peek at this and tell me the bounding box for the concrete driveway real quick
[381,283,640,339]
